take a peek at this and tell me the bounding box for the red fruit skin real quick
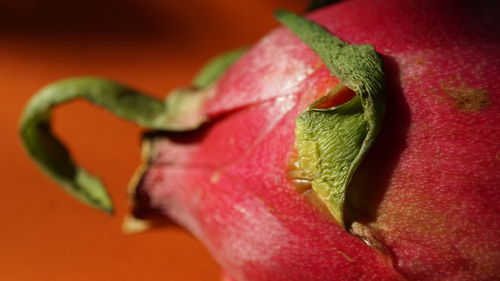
[133,0,500,280]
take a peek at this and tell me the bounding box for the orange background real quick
[0,1,307,280]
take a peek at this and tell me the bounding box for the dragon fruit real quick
[20,0,499,280]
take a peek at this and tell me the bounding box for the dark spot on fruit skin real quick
[414,56,425,66]
[442,84,490,112]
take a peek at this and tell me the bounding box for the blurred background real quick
[0,0,307,280]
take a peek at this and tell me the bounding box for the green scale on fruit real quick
[277,10,385,226]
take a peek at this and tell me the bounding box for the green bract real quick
[276,10,385,227]
[19,49,245,213]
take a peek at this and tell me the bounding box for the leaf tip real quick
[101,204,115,215]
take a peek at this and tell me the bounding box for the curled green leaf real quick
[19,48,245,213]
[19,78,169,213]
[276,10,385,227]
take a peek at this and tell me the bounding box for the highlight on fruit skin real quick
[19,0,500,280]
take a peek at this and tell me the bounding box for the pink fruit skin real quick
[133,0,500,280]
